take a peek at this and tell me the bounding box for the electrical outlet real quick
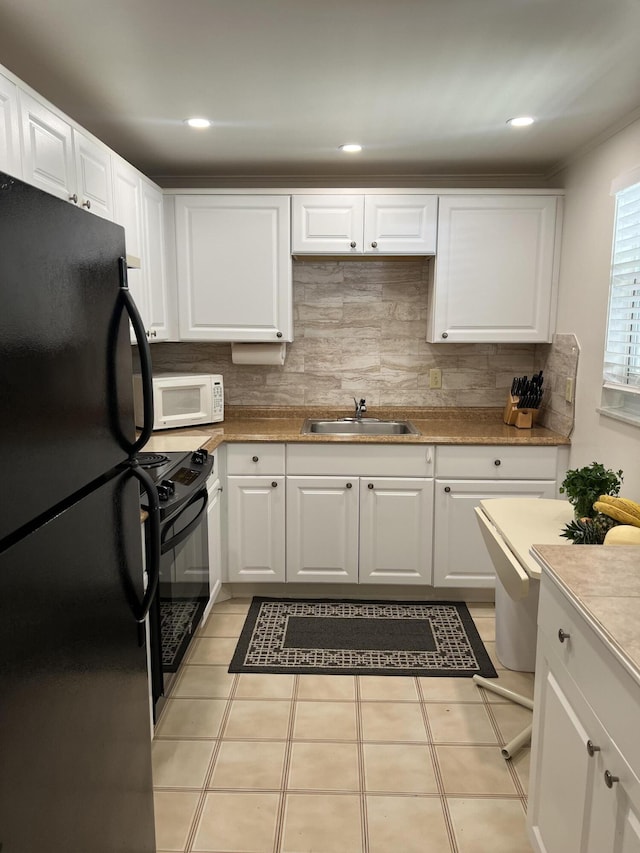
[565,377,574,403]
[429,368,442,389]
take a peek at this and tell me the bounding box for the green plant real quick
[559,461,623,520]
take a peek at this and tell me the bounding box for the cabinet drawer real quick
[226,443,285,475]
[286,444,434,476]
[538,575,640,776]
[435,445,557,479]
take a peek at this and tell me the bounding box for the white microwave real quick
[133,373,224,430]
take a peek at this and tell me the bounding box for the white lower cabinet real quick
[206,477,222,606]
[528,576,640,853]
[433,445,559,588]
[227,476,285,582]
[286,477,360,582]
[286,475,433,584]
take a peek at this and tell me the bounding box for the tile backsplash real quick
[142,259,576,434]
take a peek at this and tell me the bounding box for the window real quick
[600,177,640,426]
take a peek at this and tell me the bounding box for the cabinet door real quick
[286,476,359,582]
[0,72,21,177]
[429,195,559,343]
[72,129,113,220]
[292,194,364,253]
[359,477,433,584]
[433,479,556,587]
[175,195,292,341]
[206,479,223,606]
[363,195,437,254]
[19,91,75,201]
[141,181,170,340]
[227,476,285,582]
[112,157,143,259]
[528,641,595,853]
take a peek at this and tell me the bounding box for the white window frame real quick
[599,172,640,428]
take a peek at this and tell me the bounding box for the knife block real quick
[503,394,537,429]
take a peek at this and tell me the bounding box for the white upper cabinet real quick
[140,180,171,341]
[428,194,560,343]
[292,194,437,255]
[19,91,75,202]
[174,195,292,342]
[72,129,113,220]
[112,157,143,260]
[0,72,21,178]
[19,91,113,218]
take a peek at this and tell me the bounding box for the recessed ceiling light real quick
[184,117,212,129]
[507,116,535,128]
[339,143,362,153]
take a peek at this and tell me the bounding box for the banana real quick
[597,495,640,521]
[593,501,640,528]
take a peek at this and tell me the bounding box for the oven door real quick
[151,486,210,714]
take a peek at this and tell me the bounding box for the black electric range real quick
[136,449,213,520]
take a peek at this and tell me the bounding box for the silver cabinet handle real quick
[350,241,357,248]
[371,241,378,248]
[441,332,448,339]
[346,482,352,489]
[587,740,601,757]
[271,481,278,488]
[604,771,619,788]
[82,199,91,209]
[69,193,78,203]
[558,629,571,643]
[252,456,259,462]
[444,486,451,493]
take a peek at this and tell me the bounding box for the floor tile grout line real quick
[355,676,369,853]
[272,674,298,853]
[416,676,458,853]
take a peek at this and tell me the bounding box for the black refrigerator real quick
[0,173,160,852]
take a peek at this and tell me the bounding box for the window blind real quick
[603,181,640,391]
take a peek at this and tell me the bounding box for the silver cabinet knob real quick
[368,483,374,489]
[145,330,151,338]
[151,330,157,338]
[587,740,601,757]
[276,331,283,338]
[442,332,448,339]
[604,771,619,788]
[444,486,451,493]
[558,629,571,643]
[69,193,78,204]
[494,459,502,466]
[271,481,278,488]
[346,482,352,489]
[82,199,91,209]
[350,241,357,248]
[371,241,378,248]
[252,456,259,462]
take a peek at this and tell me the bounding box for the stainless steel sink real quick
[301,418,419,436]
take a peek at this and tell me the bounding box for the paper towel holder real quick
[231,342,287,365]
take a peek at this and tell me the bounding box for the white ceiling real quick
[1,0,639,184]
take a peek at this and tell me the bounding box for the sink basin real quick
[301,418,419,436]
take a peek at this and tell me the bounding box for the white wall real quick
[557,117,640,496]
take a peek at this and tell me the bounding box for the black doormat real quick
[228,597,497,678]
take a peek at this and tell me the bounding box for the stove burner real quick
[136,452,171,469]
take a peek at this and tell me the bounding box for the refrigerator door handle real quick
[160,487,208,555]
[119,257,154,452]
[128,462,161,623]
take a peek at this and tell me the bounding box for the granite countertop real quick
[532,543,640,685]
[142,406,570,454]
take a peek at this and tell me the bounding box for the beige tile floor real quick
[152,599,534,853]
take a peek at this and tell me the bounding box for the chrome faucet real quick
[353,397,367,419]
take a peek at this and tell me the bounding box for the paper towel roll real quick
[231,342,287,365]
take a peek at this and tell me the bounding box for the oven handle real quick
[161,487,208,555]
[129,462,161,623]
